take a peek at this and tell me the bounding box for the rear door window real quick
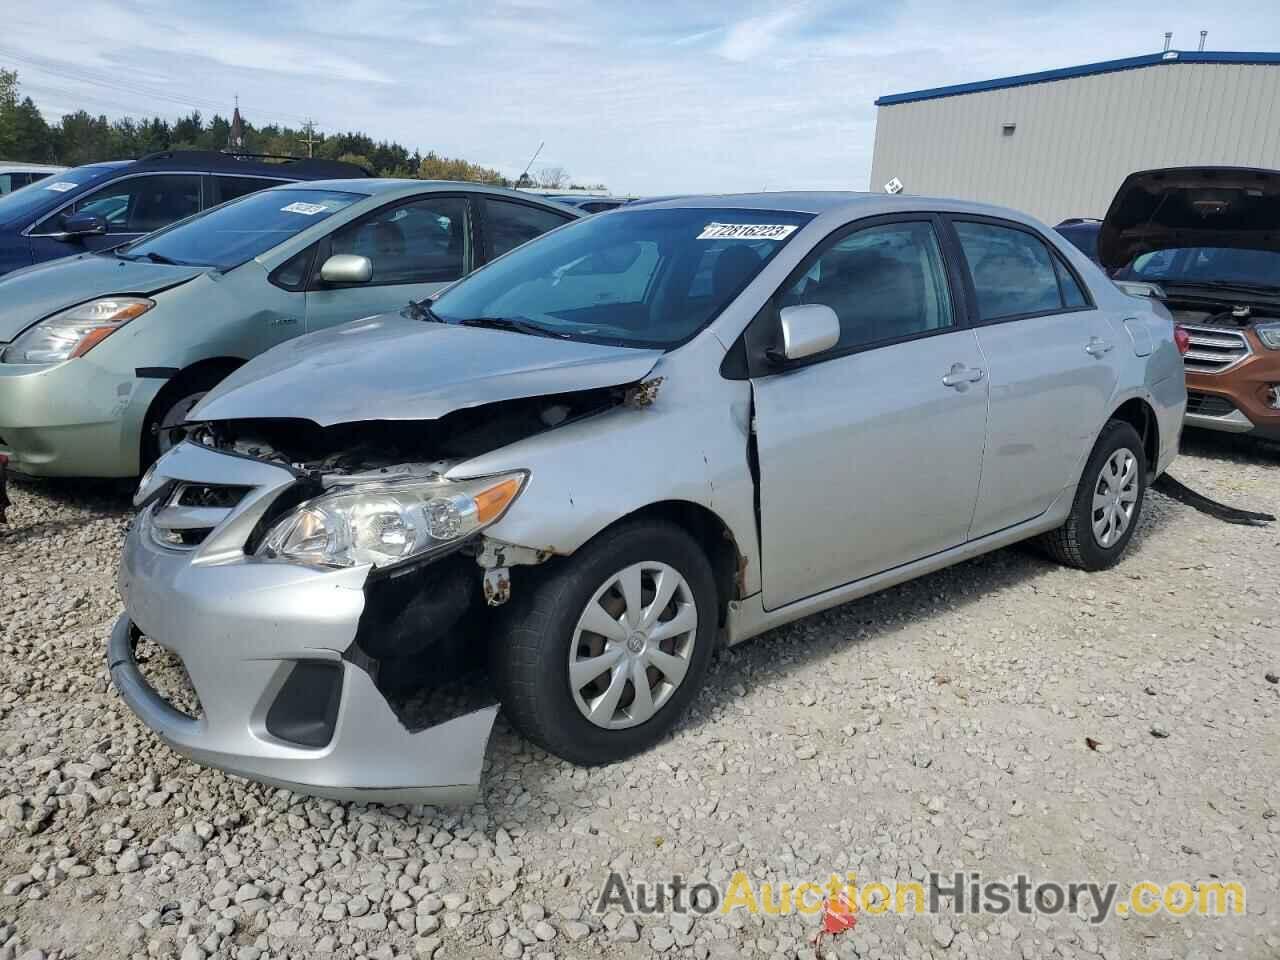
[212,175,285,205]
[484,199,573,260]
[953,220,1078,321]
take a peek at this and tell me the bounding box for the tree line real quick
[0,70,604,190]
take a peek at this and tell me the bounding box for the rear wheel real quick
[492,521,718,765]
[1039,419,1146,571]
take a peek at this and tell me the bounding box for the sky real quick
[5,1,1280,195]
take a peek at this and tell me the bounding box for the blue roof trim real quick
[875,50,1280,106]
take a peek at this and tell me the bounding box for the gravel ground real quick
[1,431,1278,960]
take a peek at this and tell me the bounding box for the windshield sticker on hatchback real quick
[281,201,329,216]
[44,181,78,193]
[697,223,799,241]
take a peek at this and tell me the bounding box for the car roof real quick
[270,178,582,208]
[627,191,1047,225]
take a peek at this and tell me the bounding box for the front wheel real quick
[1039,419,1146,571]
[491,521,718,765]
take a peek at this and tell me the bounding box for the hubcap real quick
[569,561,698,730]
[155,392,207,456]
[1092,447,1139,548]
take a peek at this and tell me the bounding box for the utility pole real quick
[298,119,321,158]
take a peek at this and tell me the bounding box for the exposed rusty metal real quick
[623,377,665,409]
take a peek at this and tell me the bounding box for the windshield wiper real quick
[405,300,440,322]
[141,251,187,266]
[1162,279,1280,296]
[457,316,567,339]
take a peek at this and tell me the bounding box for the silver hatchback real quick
[111,193,1186,803]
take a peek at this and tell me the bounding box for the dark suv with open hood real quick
[1100,167,1280,441]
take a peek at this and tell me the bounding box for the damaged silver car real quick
[110,194,1186,803]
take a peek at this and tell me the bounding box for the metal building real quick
[869,50,1280,224]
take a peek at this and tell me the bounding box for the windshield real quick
[429,206,813,347]
[1119,246,1280,290]
[116,188,363,269]
[0,166,105,223]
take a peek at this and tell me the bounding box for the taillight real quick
[1174,326,1190,355]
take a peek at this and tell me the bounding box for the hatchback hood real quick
[1098,166,1280,270]
[0,253,207,342]
[193,311,664,426]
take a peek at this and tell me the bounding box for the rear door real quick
[947,217,1121,538]
[751,215,990,610]
[304,193,475,332]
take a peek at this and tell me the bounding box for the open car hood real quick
[1098,166,1280,270]
[192,311,664,426]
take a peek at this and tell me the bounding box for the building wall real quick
[869,62,1280,224]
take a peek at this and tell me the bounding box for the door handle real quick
[1085,337,1114,357]
[942,363,985,388]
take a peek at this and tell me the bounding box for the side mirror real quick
[59,212,107,240]
[778,304,840,361]
[320,254,373,284]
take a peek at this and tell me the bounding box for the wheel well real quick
[608,501,743,627]
[1110,398,1159,472]
[140,357,245,459]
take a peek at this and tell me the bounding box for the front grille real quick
[1181,325,1251,374]
[148,483,248,550]
[133,634,202,720]
[1185,391,1237,417]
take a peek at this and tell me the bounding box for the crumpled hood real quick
[0,253,207,342]
[1099,166,1280,270]
[192,311,664,426]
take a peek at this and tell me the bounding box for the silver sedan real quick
[110,192,1186,803]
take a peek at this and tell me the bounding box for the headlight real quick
[1255,322,1280,350]
[258,472,526,569]
[0,297,155,364]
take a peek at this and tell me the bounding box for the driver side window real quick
[70,175,202,235]
[327,196,471,285]
[780,220,954,353]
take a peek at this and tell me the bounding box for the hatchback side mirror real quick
[320,254,373,284]
[59,212,107,240]
[778,304,840,361]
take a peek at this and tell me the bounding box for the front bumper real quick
[0,357,163,477]
[109,441,497,804]
[1184,344,1280,441]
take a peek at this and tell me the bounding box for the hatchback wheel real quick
[492,521,717,765]
[1039,419,1146,570]
[141,370,228,470]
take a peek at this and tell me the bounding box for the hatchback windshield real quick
[115,188,363,269]
[0,165,105,223]
[1119,246,1280,291]
[429,206,813,347]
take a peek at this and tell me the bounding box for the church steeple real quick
[228,95,245,151]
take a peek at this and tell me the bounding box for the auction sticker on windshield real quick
[698,223,799,241]
[281,202,330,216]
[44,182,78,193]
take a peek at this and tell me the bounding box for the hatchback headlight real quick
[1,297,155,364]
[257,472,526,569]
[1255,322,1280,350]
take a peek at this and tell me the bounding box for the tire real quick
[491,521,718,766]
[140,371,225,471]
[1039,419,1146,571]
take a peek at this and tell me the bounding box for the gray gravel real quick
[1,431,1278,960]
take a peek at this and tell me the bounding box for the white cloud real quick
[717,6,806,61]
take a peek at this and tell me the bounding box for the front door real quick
[751,217,990,610]
[304,194,474,332]
[948,218,1121,538]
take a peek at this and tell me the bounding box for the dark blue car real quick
[0,150,368,277]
